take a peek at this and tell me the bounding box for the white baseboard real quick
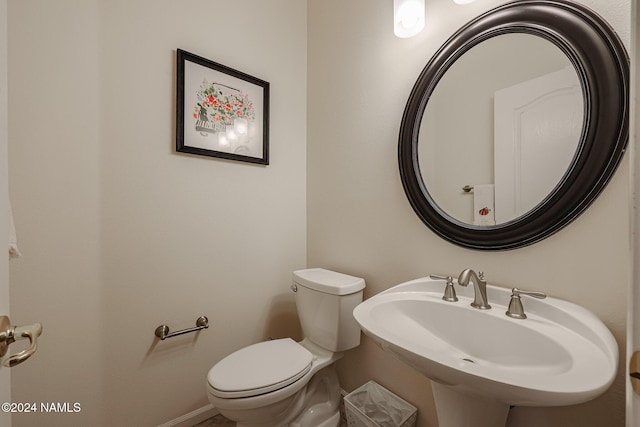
[157,404,219,427]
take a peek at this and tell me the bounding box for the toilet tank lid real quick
[293,268,365,295]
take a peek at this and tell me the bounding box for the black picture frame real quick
[176,49,270,165]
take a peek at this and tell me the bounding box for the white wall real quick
[307,0,629,426]
[8,1,307,426]
[99,1,307,425]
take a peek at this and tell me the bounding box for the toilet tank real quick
[292,268,365,352]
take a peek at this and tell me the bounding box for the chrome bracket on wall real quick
[154,316,209,340]
[0,315,43,367]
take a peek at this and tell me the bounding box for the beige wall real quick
[307,0,630,426]
[6,0,631,426]
[0,0,10,423]
[8,1,307,426]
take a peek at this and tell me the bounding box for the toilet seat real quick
[208,338,313,399]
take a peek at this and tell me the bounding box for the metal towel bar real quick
[155,316,209,340]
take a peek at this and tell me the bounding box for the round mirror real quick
[399,0,628,250]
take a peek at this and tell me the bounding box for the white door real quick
[628,1,640,425]
[630,240,640,423]
[630,81,640,423]
[0,1,11,426]
[493,66,583,223]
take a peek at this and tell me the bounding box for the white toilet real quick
[207,268,365,427]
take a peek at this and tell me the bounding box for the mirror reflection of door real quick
[419,34,583,225]
[494,66,583,223]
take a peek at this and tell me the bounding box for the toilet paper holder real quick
[155,316,209,340]
[0,315,43,367]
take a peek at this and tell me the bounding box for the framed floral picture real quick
[176,49,270,165]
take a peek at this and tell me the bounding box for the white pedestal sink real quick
[352,276,618,427]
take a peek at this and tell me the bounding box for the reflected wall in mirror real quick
[399,0,628,250]
[419,34,584,225]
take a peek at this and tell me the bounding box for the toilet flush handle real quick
[290,284,298,292]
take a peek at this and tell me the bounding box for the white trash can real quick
[344,381,417,427]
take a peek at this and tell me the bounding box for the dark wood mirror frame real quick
[398,0,629,251]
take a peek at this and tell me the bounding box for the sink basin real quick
[353,276,618,426]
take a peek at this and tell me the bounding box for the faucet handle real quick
[506,288,547,319]
[512,288,546,299]
[429,275,457,302]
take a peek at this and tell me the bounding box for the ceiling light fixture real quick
[394,0,425,38]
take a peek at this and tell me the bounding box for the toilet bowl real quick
[206,268,365,427]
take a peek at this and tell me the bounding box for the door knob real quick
[0,316,43,367]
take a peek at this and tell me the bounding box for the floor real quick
[193,413,236,426]
[193,410,349,427]
[193,391,349,426]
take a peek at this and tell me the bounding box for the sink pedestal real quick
[431,382,510,427]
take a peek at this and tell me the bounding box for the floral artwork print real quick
[176,49,269,164]
[193,79,255,135]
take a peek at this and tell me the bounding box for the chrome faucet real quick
[457,269,491,309]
